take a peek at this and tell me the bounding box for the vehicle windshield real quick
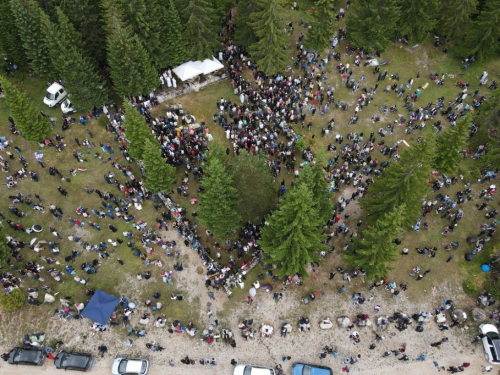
[45,92,55,100]
[303,365,312,375]
[118,359,128,373]
[60,353,70,366]
[141,360,147,373]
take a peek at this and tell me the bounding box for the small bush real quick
[0,289,26,311]
[98,115,109,128]
[470,169,481,180]
[295,138,307,151]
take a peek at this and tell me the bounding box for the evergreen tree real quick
[476,90,500,168]
[342,205,404,280]
[57,0,107,64]
[231,151,277,223]
[460,0,500,60]
[248,0,289,75]
[0,0,27,66]
[259,183,328,278]
[142,138,176,193]
[183,0,219,61]
[297,163,333,224]
[0,226,9,268]
[40,8,107,111]
[198,156,241,239]
[346,0,400,53]
[123,100,151,159]
[307,0,336,52]
[106,11,159,97]
[161,0,188,67]
[234,0,260,46]
[434,114,470,174]
[398,0,439,43]
[10,0,55,77]
[1,77,52,142]
[361,139,434,230]
[439,0,478,39]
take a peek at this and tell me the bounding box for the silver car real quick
[234,364,276,375]
[480,323,500,365]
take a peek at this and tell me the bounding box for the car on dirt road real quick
[233,364,276,375]
[292,362,333,375]
[54,351,95,371]
[480,323,500,364]
[112,357,149,375]
[7,347,45,366]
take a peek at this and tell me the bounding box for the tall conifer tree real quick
[259,183,328,277]
[183,0,219,61]
[198,157,241,239]
[308,0,336,51]
[0,0,26,66]
[1,77,52,142]
[162,0,188,67]
[123,100,151,160]
[398,0,439,43]
[234,0,260,46]
[361,139,434,230]
[439,0,478,39]
[249,0,289,75]
[142,138,176,194]
[434,114,470,174]
[346,0,400,52]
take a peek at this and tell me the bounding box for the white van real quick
[43,83,67,108]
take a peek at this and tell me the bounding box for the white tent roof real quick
[172,62,202,81]
[192,58,224,75]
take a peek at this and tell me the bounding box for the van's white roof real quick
[47,82,64,93]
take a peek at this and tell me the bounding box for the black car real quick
[7,347,45,366]
[54,351,95,372]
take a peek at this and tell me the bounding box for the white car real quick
[234,364,276,375]
[111,357,149,375]
[480,324,500,364]
[61,98,75,114]
[43,83,67,108]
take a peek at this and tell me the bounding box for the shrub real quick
[462,276,478,296]
[295,138,307,151]
[98,115,109,128]
[0,289,26,311]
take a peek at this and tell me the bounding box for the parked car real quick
[7,347,45,366]
[480,323,500,364]
[61,98,75,114]
[111,357,149,375]
[292,363,333,375]
[54,351,95,371]
[234,364,276,375]
[43,82,67,108]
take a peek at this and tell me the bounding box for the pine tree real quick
[142,138,176,193]
[40,8,108,111]
[0,225,9,268]
[398,0,439,43]
[161,0,188,67]
[439,0,478,39]
[346,0,400,53]
[248,0,289,75]
[1,77,52,142]
[0,0,27,66]
[106,11,159,97]
[307,0,336,52]
[198,156,241,239]
[234,0,260,46]
[10,0,55,77]
[231,151,277,223]
[183,0,219,61]
[57,0,107,64]
[297,163,333,224]
[342,205,404,280]
[361,139,434,230]
[460,0,500,61]
[477,90,500,168]
[434,113,470,174]
[259,183,328,277]
[123,100,151,160]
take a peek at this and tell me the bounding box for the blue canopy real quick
[81,290,120,324]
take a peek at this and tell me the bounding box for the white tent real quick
[172,62,202,81]
[192,58,224,75]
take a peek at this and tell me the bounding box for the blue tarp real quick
[81,290,120,325]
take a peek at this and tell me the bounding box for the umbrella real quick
[464,253,473,261]
[249,288,257,297]
[190,198,198,202]
[467,237,477,243]
[261,284,273,291]
[32,225,43,232]
[337,316,351,328]
[30,238,37,246]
